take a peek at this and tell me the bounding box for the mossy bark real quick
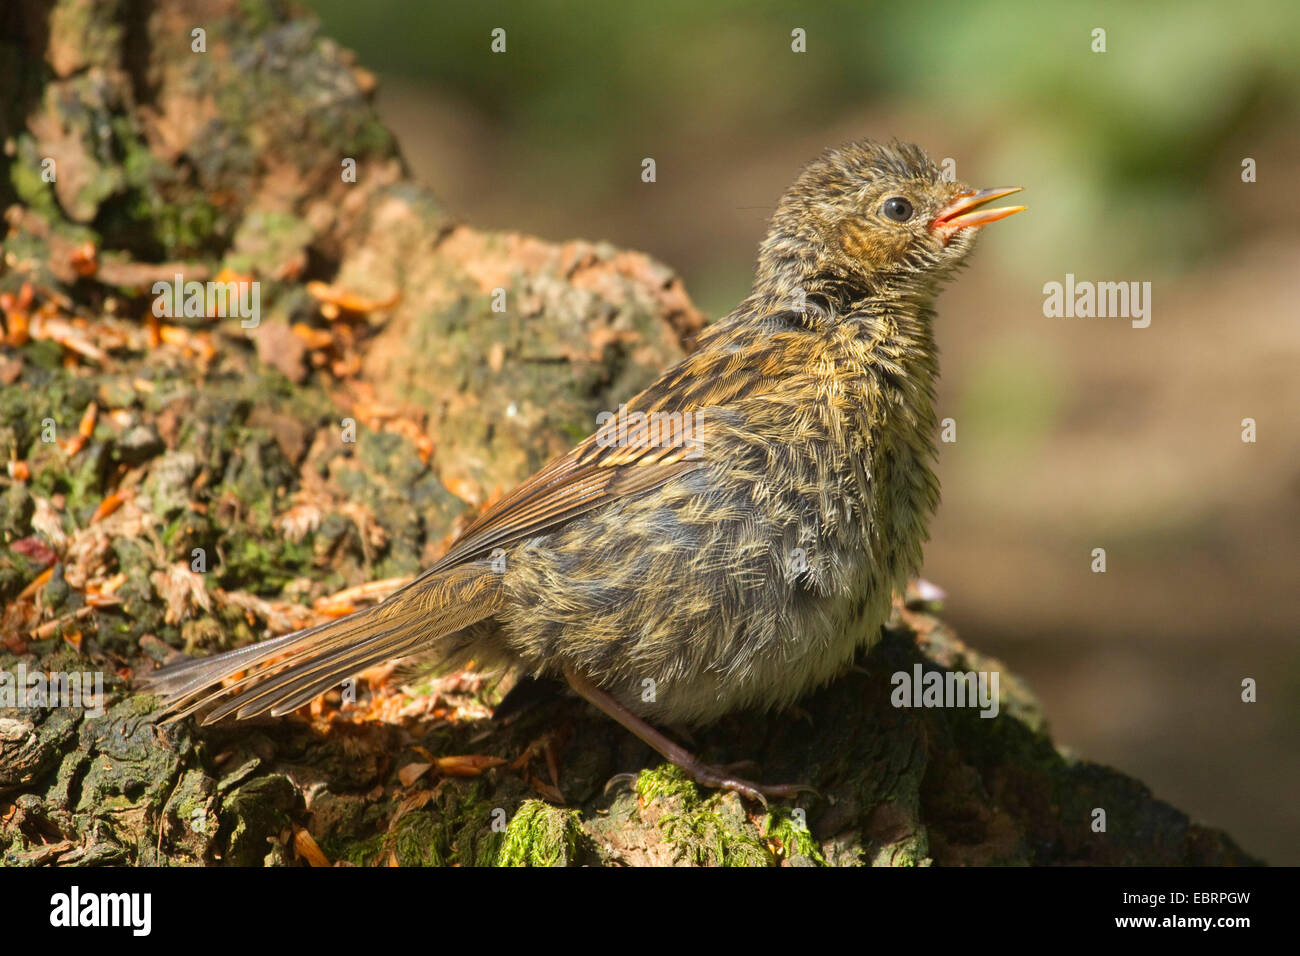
[0,0,1259,866]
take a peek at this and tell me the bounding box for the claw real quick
[603,771,639,796]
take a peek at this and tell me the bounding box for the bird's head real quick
[754,139,1023,305]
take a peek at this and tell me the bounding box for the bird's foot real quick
[677,757,814,807]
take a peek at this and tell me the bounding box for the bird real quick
[139,139,1024,803]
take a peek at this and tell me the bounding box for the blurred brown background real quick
[306,0,1300,862]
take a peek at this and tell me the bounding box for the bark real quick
[0,0,1259,866]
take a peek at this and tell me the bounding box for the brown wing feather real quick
[402,423,702,589]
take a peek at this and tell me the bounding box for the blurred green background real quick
[305,0,1300,862]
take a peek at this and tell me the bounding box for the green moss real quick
[661,802,772,867]
[634,762,701,807]
[67,448,112,520]
[764,807,827,866]
[100,115,229,260]
[9,135,64,222]
[218,531,313,595]
[496,800,585,867]
[391,810,447,866]
[336,832,387,867]
[635,764,773,867]
[127,692,161,716]
[216,430,297,510]
[153,196,222,259]
[0,360,96,453]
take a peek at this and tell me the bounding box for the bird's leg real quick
[562,667,811,806]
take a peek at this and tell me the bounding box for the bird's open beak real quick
[930,187,1025,242]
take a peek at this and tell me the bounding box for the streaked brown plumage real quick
[140,139,1023,801]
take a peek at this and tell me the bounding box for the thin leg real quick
[563,667,812,806]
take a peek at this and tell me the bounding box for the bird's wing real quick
[401,416,703,586]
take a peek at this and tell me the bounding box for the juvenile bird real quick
[141,140,1023,802]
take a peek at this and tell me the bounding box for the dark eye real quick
[881,196,914,222]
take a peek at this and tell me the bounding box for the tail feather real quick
[256,638,428,718]
[205,625,426,723]
[232,625,443,720]
[140,563,504,724]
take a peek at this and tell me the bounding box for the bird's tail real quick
[139,563,504,724]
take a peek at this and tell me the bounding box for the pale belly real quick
[613,556,896,726]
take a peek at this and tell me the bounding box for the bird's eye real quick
[881,196,914,222]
